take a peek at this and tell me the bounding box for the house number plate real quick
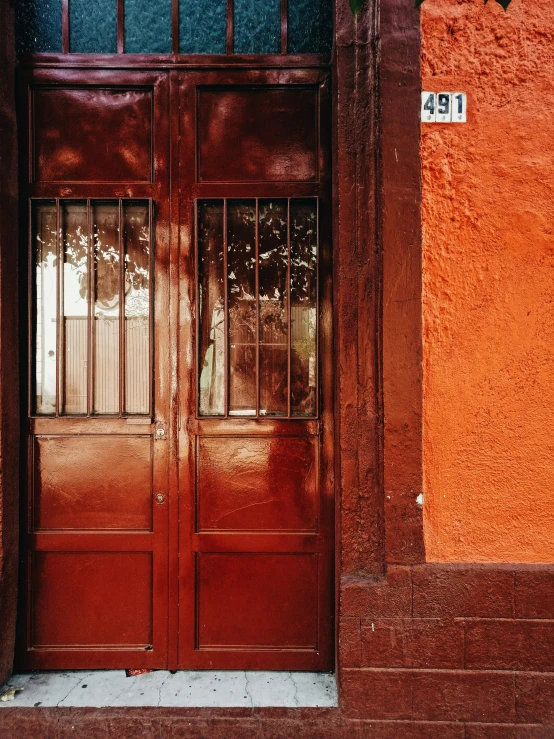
[421,92,467,123]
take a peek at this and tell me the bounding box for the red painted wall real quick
[421,0,554,562]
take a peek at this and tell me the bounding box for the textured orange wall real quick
[421,0,554,561]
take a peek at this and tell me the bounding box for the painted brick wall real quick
[340,564,554,733]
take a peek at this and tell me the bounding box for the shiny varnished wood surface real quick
[19,64,333,672]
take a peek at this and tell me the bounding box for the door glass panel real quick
[92,203,120,415]
[197,198,318,418]
[234,0,280,54]
[259,200,288,416]
[70,0,117,53]
[179,0,227,54]
[228,200,257,415]
[62,201,88,415]
[288,0,333,54]
[290,199,317,416]
[125,0,172,53]
[124,202,151,415]
[15,0,62,54]
[198,201,225,416]
[33,200,151,417]
[34,202,58,415]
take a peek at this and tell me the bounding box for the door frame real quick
[15,62,336,672]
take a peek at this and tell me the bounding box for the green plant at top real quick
[349,0,512,14]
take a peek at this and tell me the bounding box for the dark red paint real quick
[197,87,318,182]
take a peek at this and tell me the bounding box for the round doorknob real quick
[155,493,166,504]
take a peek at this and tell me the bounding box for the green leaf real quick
[349,0,365,17]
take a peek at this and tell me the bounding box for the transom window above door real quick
[15,0,332,55]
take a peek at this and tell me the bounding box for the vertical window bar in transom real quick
[226,0,234,54]
[61,0,69,53]
[280,0,288,54]
[117,0,125,53]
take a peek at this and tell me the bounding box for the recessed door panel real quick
[196,553,318,649]
[33,436,152,531]
[197,436,317,532]
[197,87,318,182]
[31,552,153,647]
[32,87,153,183]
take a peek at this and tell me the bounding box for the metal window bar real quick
[226,0,234,54]
[62,0,69,53]
[55,199,62,416]
[286,197,291,417]
[255,198,260,417]
[118,199,125,415]
[281,0,288,54]
[117,0,125,53]
[86,198,93,417]
[223,199,229,416]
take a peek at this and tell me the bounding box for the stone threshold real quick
[0,670,338,709]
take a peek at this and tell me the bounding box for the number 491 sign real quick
[421,92,467,123]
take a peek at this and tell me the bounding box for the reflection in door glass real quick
[290,199,317,416]
[124,203,151,415]
[34,202,58,415]
[228,201,257,415]
[92,203,120,415]
[197,198,318,418]
[259,200,288,416]
[62,202,88,415]
[33,200,151,417]
[198,201,225,416]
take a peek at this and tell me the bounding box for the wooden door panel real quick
[197,87,318,183]
[33,87,153,183]
[19,69,170,670]
[33,435,153,531]
[178,69,333,671]
[196,553,318,649]
[196,435,318,532]
[31,552,153,647]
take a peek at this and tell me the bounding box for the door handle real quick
[155,493,166,504]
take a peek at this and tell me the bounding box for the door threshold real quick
[0,670,337,708]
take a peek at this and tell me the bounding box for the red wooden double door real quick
[19,67,334,671]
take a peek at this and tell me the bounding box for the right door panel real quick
[177,69,333,670]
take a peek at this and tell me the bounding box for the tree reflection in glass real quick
[259,200,288,416]
[198,201,225,415]
[290,199,317,416]
[227,200,257,415]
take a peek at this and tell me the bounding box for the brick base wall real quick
[340,564,554,731]
[2,565,553,736]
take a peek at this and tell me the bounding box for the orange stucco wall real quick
[421,0,554,562]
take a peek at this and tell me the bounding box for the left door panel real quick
[18,70,170,669]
